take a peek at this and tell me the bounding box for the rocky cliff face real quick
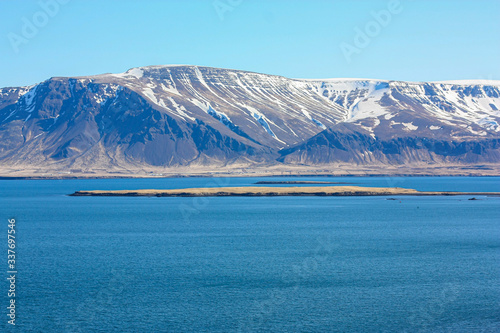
[278,124,500,166]
[0,65,499,174]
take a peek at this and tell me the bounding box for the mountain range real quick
[1,65,499,177]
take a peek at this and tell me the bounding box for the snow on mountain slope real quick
[0,65,499,171]
[301,78,500,138]
[80,66,350,148]
[97,66,500,139]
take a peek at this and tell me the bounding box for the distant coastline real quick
[254,181,352,185]
[69,186,500,197]
[2,169,500,181]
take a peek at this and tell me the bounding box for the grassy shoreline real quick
[69,186,500,197]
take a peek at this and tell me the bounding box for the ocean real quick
[1,177,499,332]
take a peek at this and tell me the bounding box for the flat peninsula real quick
[69,186,500,197]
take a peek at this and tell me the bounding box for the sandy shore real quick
[1,163,500,179]
[69,186,500,197]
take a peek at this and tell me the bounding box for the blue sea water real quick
[1,177,499,332]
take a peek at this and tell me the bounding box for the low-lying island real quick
[69,186,500,197]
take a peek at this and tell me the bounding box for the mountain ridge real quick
[1,65,499,177]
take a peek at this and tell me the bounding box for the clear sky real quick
[1,0,499,87]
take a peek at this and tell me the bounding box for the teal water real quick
[1,177,499,332]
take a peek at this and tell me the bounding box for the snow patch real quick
[167,97,195,121]
[190,99,233,128]
[93,84,120,104]
[402,122,418,131]
[111,67,144,79]
[302,109,327,129]
[141,88,158,104]
[22,84,39,113]
[243,105,285,143]
[478,117,499,132]
[160,83,180,96]
[430,80,500,86]
[126,68,144,79]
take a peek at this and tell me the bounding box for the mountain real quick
[0,65,499,177]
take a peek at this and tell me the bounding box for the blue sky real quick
[1,0,499,87]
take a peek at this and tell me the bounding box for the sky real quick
[0,0,499,88]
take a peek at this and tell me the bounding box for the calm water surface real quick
[1,177,499,332]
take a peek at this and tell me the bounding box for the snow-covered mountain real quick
[0,65,499,175]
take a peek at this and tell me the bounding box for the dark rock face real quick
[0,75,270,169]
[278,127,500,165]
[0,65,499,171]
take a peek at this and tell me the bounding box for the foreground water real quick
[1,177,499,332]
